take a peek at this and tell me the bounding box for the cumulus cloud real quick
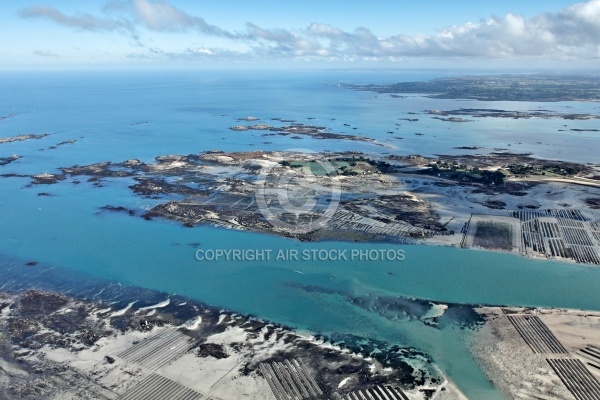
[422,4,600,58]
[20,0,600,61]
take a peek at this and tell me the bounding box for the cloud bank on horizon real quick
[16,0,600,65]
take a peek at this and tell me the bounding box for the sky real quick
[2,0,600,69]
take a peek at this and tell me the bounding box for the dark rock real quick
[585,198,600,209]
[100,205,136,216]
[197,343,228,359]
[484,200,507,209]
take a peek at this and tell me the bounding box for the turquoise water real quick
[1,70,600,399]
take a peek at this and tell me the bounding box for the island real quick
[12,146,600,266]
[229,122,387,146]
[0,133,50,145]
[0,155,22,166]
[426,108,599,121]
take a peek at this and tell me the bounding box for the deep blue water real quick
[1,69,599,399]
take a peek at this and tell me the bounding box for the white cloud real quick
[127,46,245,61]
[20,5,135,35]
[130,0,237,38]
[33,49,59,57]
[20,0,600,62]
[132,0,190,30]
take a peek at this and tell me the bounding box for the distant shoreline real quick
[342,74,600,102]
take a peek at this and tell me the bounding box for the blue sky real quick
[3,0,600,69]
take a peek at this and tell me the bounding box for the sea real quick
[1,69,599,399]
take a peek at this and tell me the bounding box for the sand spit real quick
[473,306,600,399]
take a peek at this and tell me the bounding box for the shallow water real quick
[1,69,599,399]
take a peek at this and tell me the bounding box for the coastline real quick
[0,260,471,400]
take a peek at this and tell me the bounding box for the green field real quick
[291,160,351,176]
